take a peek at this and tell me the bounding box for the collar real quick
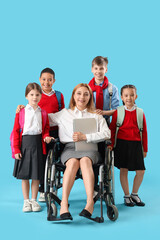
[42,89,55,96]
[124,104,137,111]
[73,106,88,114]
[95,80,104,86]
[26,104,41,112]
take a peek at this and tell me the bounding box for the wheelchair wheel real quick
[107,205,118,221]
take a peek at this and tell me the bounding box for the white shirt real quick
[124,104,137,111]
[48,107,111,143]
[22,104,42,135]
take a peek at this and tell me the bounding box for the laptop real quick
[73,118,98,151]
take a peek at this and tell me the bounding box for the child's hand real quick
[16,105,25,113]
[15,153,22,160]
[95,109,104,115]
[143,152,147,158]
[44,137,55,144]
[73,132,86,142]
[107,146,113,151]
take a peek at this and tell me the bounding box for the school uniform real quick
[88,76,119,124]
[49,107,111,165]
[109,105,148,171]
[13,105,50,180]
[38,90,65,192]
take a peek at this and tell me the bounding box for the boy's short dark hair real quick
[92,56,108,67]
[25,82,42,97]
[40,68,55,78]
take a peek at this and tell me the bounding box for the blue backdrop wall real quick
[0,0,160,239]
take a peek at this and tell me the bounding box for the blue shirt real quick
[93,81,119,119]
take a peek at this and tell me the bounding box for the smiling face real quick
[26,89,42,109]
[73,86,91,111]
[91,64,107,84]
[121,88,137,109]
[39,72,55,94]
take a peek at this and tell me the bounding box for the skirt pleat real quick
[114,139,145,171]
[13,135,44,180]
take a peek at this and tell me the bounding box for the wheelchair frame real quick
[44,139,118,223]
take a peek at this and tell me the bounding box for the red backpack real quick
[10,108,47,159]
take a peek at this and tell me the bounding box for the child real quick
[88,56,119,125]
[13,83,53,212]
[109,84,148,207]
[38,68,65,201]
[17,68,65,202]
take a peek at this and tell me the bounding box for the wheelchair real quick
[44,139,118,223]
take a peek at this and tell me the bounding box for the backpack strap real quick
[108,82,113,110]
[114,106,125,148]
[136,107,143,144]
[55,90,62,111]
[19,108,25,132]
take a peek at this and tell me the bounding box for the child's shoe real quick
[23,200,32,212]
[30,199,42,212]
[38,192,45,202]
[131,193,145,206]
[124,195,135,207]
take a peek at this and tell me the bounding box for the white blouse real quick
[22,104,42,135]
[48,107,111,144]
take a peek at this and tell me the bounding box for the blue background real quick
[0,0,160,239]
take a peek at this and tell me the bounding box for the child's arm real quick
[95,109,116,116]
[13,113,22,158]
[142,113,148,157]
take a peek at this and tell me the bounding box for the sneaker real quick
[124,196,135,207]
[23,200,32,212]
[30,200,42,212]
[131,193,145,206]
[38,192,46,202]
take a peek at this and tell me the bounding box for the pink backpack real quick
[10,108,47,159]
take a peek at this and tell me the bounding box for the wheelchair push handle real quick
[50,138,59,143]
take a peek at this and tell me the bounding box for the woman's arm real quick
[85,115,111,143]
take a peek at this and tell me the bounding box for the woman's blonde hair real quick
[69,83,95,112]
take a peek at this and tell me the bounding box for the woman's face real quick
[73,86,90,110]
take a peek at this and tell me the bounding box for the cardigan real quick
[13,108,50,155]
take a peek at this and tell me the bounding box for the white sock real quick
[31,199,36,202]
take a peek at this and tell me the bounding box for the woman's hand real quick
[16,105,25,113]
[44,137,55,144]
[15,153,22,160]
[73,132,87,142]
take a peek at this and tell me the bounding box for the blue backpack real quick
[55,90,62,111]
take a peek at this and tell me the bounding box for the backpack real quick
[10,108,47,159]
[108,82,113,110]
[114,105,143,148]
[55,90,62,111]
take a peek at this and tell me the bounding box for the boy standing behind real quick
[89,56,119,125]
[38,68,65,201]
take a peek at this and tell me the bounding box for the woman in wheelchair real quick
[48,83,111,220]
